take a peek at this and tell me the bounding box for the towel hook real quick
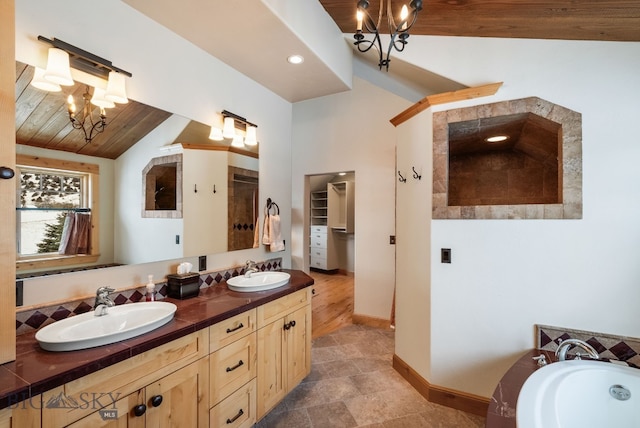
[412,167,422,180]
[398,171,407,183]
[266,198,279,215]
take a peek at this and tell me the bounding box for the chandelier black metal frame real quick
[68,86,107,143]
[353,0,423,71]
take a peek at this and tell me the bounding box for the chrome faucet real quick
[555,338,600,361]
[94,286,115,317]
[244,260,259,277]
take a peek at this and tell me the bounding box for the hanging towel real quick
[268,213,285,252]
[262,207,271,245]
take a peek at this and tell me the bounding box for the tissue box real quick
[167,273,200,299]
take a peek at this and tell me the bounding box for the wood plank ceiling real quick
[320,0,640,42]
[15,62,172,160]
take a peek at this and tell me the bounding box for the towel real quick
[262,211,271,245]
[268,214,285,252]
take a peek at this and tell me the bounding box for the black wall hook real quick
[412,167,422,180]
[398,171,407,183]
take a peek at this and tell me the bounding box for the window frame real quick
[16,154,100,272]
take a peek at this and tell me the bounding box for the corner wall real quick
[291,77,410,320]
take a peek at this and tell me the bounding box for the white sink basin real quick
[517,360,640,428]
[226,271,291,292]
[35,301,177,352]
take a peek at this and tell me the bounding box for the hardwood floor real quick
[309,270,354,339]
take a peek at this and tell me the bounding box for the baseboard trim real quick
[392,354,490,417]
[337,269,354,277]
[352,313,392,330]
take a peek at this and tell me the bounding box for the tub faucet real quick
[94,286,115,316]
[555,338,600,361]
[244,260,259,277]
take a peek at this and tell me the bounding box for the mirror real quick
[15,62,259,276]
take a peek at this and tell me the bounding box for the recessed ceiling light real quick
[287,55,304,65]
[485,135,509,143]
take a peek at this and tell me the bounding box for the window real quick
[16,155,100,271]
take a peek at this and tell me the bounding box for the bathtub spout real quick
[555,338,600,361]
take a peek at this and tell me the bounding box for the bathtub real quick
[516,359,640,428]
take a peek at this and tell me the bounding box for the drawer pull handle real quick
[226,360,244,372]
[226,408,244,424]
[150,395,163,407]
[283,320,297,330]
[133,404,146,417]
[226,323,244,333]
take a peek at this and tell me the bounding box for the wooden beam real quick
[389,82,503,127]
[0,0,16,365]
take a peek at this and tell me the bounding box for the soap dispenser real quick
[145,275,155,302]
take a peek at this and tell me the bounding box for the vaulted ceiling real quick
[17,1,640,159]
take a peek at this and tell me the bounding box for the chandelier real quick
[30,36,132,143]
[353,0,423,71]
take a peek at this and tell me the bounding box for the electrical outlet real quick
[175,235,180,244]
[198,255,207,271]
[389,235,396,245]
[441,248,451,264]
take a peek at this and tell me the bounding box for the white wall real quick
[292,77,410,320]
[16,0,292,306]
[396,36,640,397]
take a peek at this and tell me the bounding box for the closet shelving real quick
[310,190,328,226]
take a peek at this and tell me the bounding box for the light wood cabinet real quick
[0,400,41,428]
[41,330,208,427]
[10,287,312,427]
[256,289,312,418]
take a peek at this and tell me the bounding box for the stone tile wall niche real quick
[433,97,582,219]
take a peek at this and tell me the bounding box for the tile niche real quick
[432,97,582,219]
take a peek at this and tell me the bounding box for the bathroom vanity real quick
[0,270,313,428]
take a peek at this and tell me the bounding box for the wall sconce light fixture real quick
[209,110,259,147]
[30,36,133,143]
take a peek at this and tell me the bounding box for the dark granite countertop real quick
[0,269,314,410]
[485,349,555,428]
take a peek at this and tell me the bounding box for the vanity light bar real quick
[221,110,258,129]
[37,35,132,80]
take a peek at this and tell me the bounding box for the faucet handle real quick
[97,286,115,295]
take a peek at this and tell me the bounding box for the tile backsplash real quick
[15,258,281,336]
[537,324,640,367]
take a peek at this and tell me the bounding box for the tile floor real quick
[256,324,486,427]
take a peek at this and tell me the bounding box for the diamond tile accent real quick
[14,257,283,336]
[537,324,640,362]
[51,307,72,321]
[25,311,48,329]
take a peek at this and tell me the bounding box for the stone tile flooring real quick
[256,324,486,427]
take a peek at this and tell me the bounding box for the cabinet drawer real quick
[310,256,328,270]
[42,330,207,427]
[210,379,257,428]
[210,333,257,406]
[310,225,327,234]
[257,288,311,327]
[310,235,327,248]
[310,247,327,259]
[210,308,256,353]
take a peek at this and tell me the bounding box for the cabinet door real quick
[256,320,285,418]
[145,357,209,428]
[285,305,312,389]
[67,390,145,428]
